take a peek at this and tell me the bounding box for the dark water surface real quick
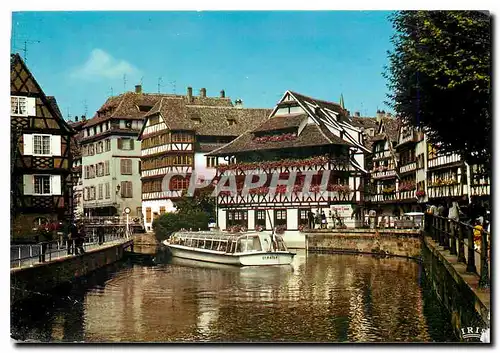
[11,249,458,342]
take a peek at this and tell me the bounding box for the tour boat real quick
[163,231,295,266]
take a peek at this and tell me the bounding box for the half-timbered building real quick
[138,88,271,231]
[69,116,87,219]
[208,91,371,246]
[10,53,75,239]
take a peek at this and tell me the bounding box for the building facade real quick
[138,87,271,231]
[69,116,86,219]
[10,53,74,239]
[209,91,371,246]
[80,85,156,219]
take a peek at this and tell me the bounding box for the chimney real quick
[220,90,225,98]
[135,85,142,94]
[354,111,360,117]
[187,87,193,102]
[81,115,86,121]
[234,99,243,108]
[200,88,206,97]
[74,115,79,122]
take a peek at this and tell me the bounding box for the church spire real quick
[339,93,345,110]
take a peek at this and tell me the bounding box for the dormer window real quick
[227,119,236,126]
[192,117,201,124]
[138,105,153,113]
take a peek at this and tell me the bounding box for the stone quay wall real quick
[11,240,133,304]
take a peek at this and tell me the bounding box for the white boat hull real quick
[165,242,295,266]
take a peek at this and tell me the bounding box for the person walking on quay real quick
[68,222,78,255]
[307,210,315,229]
[314,210,321,229]
[75,223,86,255]
[321,211,327,229]
[98,226,105,245]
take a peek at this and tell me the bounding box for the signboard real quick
[330,204,353,219]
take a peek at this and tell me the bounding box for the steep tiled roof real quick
[350,116,378,130]
[381,117,401,143]
[143,98,271,137]
[69,120,86,159]
[208,123,352,156]
[83,91,233,129]
[290,91,347,116]
[252,113,307,133]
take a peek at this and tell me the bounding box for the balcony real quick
[427,184,466,199]
[142,123,165,136]
[399,161,417,174]
[373,150,392,160]
[141,166,192,178]
[470,184,490,197]
[371,169,397,180]
[141,143,193,156]
[142,190,183,200]
[218,190,355,207]
[427,153,461,169]
[398,189,416,200]
[217,156,352,176]
[369,193,397,203]
[141,144,171,156]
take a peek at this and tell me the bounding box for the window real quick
[33,135,51,155]
[159,206,166,214]
[97,142,104,154]
[121,159,133,175]
[11,96,28,116]
[121,181,133,198]
[118,138,134,150]
[275,209,287,227]
[171,132,193,143]
[298,209,310,226]
[227,119,236,126]
[206,156,218,168]
[105,139,111,152]
[170,176,189,190]
[255,210,266,228]
[173,155,193,166]
[34,175,51,194]
[98,184,103,199]
[97,163,104,177]
[191,117,201,124]
[88,144,95,156]
[149,116,160,125]
[82,145,88,157]
[104,161,110,175]
[105,183,110,199]
[146,207,152,223]
[227,210,248,227]
[89,165,96,178]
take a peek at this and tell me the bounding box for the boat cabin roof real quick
[173,231,270,242]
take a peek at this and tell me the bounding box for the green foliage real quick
[385,11,491,170]
[152,191,215,240]
[152,211,210,240]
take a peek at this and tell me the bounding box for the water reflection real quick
[11,250,458,342]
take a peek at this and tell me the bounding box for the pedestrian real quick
[307,210,315,229]
[68,222,78,255]
[321,211,327,229]
[98,225,105,245]
[314,211,321,229]
[473,219,483,251]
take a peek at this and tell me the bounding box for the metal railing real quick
[10,232,127,269]
[424,213,490,289]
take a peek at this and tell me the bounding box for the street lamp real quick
[124,207,131,239]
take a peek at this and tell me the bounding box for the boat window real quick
[251,236,262,251]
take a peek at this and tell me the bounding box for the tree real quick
[385,11,491,173]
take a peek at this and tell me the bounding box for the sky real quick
[11,11,395,121]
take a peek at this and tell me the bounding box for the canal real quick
[11,248,458,343]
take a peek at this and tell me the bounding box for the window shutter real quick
[51,175,61,195]
[129,139,134,150]
[23,174,34,195]
[51,135,61,156]
[105,161,110,175]
[23,134,33,156]
[27,97,36,116]
[128,181,133,198]
[120,160,125,174]
[121,181,126,197]
[118,139,123,150]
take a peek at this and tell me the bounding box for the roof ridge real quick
[290,91,342,108]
